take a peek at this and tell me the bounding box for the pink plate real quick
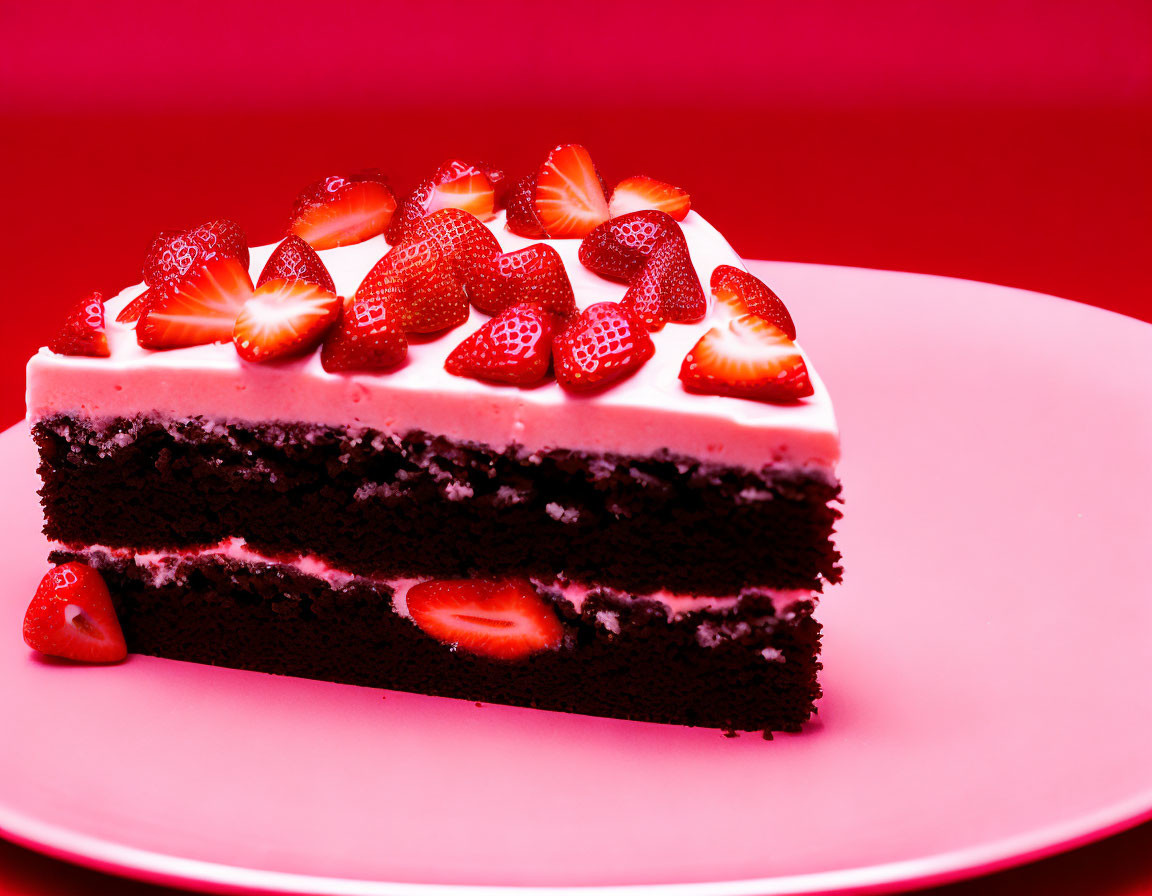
[2,262,1151,896]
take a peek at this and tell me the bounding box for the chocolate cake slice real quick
[25,149,842,732]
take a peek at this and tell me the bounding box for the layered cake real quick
[25,146,842,732]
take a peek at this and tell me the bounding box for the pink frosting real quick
[26,212,839,474]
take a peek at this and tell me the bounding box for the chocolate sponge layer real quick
[53,548,823,733]
[35,415,842,595]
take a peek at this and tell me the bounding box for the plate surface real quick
[2,262,1150,896]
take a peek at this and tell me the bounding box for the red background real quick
[1,1,1150,893]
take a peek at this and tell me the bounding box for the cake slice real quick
[25,149,841,732]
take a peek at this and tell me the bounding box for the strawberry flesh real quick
[553,302,655,393]
[680,314,813,403]
[469,243,577,318]
[258,234,336,293]
[445,302,559,385]
[405,577,563,661]
[320,291,408,373]
[137,257,254,349]
[142,219,249,289]
[426,159,496,221]
[233,279,341,363]
[533,144,610,238]
[23,563,126,663]
[473,160,509,208]
[49,291,110,357]
[609,175,691,221]
[289,171,397,250]
[710,265,797,339]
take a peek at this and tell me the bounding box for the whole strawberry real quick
[445,303,560,386]
[468,243,577,318]
[258,234,336,293]
[49,291,110,357]
[553,302,654,392]
[320,291,408,373]
[578,210,681,282]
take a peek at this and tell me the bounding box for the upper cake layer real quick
[26,212,839,475]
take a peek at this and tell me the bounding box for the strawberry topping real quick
[136,256,254,349]
[410,208,501,301]
[320,291,408,373]
[623,232,706,329]
[355,235,469,334]
[232,279,341,363]
[386,178,436,244]
[609,175,691,221]
[115,288,154,324]
[142,219,249,289]
[578,210,680,282]
[23,563,126,663]
[469,243,577,318]
[505,172,547,238]
[258,234,336,293]
[533,144,610,238]
[710,265,797,339]
[553,302,655,393]
[680,314,813,403]
[473,160,509,208]
[445,303,560,386]
[289,170,397,250]
[405,577,563,661]
[426,159,496,221]
[49,291,110,357]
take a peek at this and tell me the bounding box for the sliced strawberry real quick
[468,243,577,318]
[116,288,153,324]
[623,232,706,328]
[23,563,126,663]
[473,160,509,208]
[411,208,501,300]
[49,291,110,357]
[386,178,435,244]
[232,279,340,363]
[320,291,408,373]
[609,175,691,221]
[578,210,680,282]
[426,159,496,221]
[355,236,468,334]
[533,144,610,238]
[445,303,559,386]
[710,265,797,339]
[137,257,254,349]
[289,171,397,250]
[680,314,813,403]
[143,219,249,288]
[553,302,654,393]
[258,234,336,293]
[406,577,563,661]
[505,172,547,238]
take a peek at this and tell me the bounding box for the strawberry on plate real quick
[553,302,655,393]
[289,170,397,250]
[320,289,408,373]
[232,279,341,363]
[680,313,813,403]
[505,172,547,238]
[426,159,496,221]
[49,291,110,357]
[137,257,254,349]
[258,234,336,293]
[405,577,563,661]
[710,265,797,339]
[468,243,577,318]
[356,235,469,334]
[622,231,706,329]
[445,302,560,386]
[609,175,691,221]
[533,144,610,238]
[578,210,681,282]
[23,563,126,663]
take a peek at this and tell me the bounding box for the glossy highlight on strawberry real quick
[23,563,126,663]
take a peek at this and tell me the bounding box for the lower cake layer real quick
[51,545,823,733]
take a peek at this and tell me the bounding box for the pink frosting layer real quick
[27,212,839,474]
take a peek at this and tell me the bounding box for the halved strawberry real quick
[445,303,559,385]
[142,219,249,289]
[473,160,509,208]
[578,210,680,282]
[116,288,154,324]
[623,232,706,328]
[386,179,435,244]
[355,236,468,334]
[553,302,654,393]
[405,577,563,661]
[533,144,610,238]
[232,279,341,363]
[289,171,397,250]
[137,257,254,349]
[680,314,813,403]
[505,172,547,238]
[411,208,501,298]
[710,265,796,339]
[320,291,408,373]
[258,234,336,293]
[468,243,577,318]
[49,291,110,357]
[23,563,126,663]
[426,159,496,221]
[609,175,691,221]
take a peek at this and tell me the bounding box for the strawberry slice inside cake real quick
[25,146,841,733]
